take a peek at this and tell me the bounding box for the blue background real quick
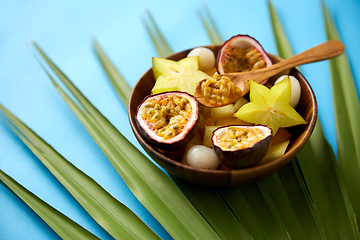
[0,0,359,239]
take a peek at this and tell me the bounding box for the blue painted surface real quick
[0,0,359,239]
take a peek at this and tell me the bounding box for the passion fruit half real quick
[135,91,199,151]
[217,34,273,74]
[212,125,272,169]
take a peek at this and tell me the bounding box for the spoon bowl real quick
[194,40,344,107]
[128,45,318,187]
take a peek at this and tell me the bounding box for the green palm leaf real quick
[268,1,294,59]
[276,162,325,239]
[297,122,359,239]
[33,42,221,240]
[0,170,100,240]
[198,4,223,44]
[142,9,173,58]
[221,183,291,239]
[323,2,360,227]
[94,40,131,105]
[269,1,359,239]
[0,103,160,240]
[171,178,252,240]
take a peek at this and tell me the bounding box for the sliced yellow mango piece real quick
[203,125,218,148]
[259,140,290,164]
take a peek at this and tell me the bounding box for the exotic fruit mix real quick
[135,34,306,170]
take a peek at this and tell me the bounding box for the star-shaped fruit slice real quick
[151,56,209,95]
[234,78,307,135]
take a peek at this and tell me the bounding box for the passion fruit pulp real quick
[217,34,273,75]
[135,91,199,151]
[212,125,272,169]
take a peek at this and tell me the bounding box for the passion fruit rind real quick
[135,91,200,151]
[211,125,272,169]
[217,34,273,75]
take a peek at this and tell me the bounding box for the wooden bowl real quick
[128,45,317,187]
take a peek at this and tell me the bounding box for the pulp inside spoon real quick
[198,73,243,107]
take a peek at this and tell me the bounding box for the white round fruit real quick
[186,145,220,170]
[187,47,215,72]
[274,75,301,108]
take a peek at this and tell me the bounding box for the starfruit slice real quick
[151,56,209,95]
[234,78,306,134]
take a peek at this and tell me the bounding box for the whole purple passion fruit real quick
[212,125,272,169]
[135,91,199,151]
[217,34,273,74]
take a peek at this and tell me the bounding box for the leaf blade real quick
[267,1,358,239]
[0,170,101,240]
[94,40,131,106]
[323,2,360,227]
[221,183,291,240]
[172,177,252,240]
[142,9,173,58]
[198,4,223,44]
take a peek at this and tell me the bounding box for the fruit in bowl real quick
[128,35,317,187]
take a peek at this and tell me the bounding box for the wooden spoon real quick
[194,40,345,107]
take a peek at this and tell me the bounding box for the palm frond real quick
[221,183,291,240]
[323,2,360,227]
[94,40,131,106]
[142,9,173,58]
[198,4,223,44]
[276,162,325,239]
[268,1,359,238]
[171,177,252,240]
[0,169,100,240]
[268,1,294,59]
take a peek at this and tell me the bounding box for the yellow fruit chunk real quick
[210,104,236,123]
[203,126,218,148]
[234,97,249,111]
[259,140,290,164]
[234,78,306,135]
[151,56,209,95]
[198,117,215,139]
[271,128,292,146]
[215,116,239,126]
[215,116,251,126]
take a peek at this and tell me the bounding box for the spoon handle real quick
[269,40,344,71]
[228,40,345,85]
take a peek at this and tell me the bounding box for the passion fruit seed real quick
[217,126,265,150]
[222,46,266,73]
[201,72,241,107]
[140,95,192,140]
